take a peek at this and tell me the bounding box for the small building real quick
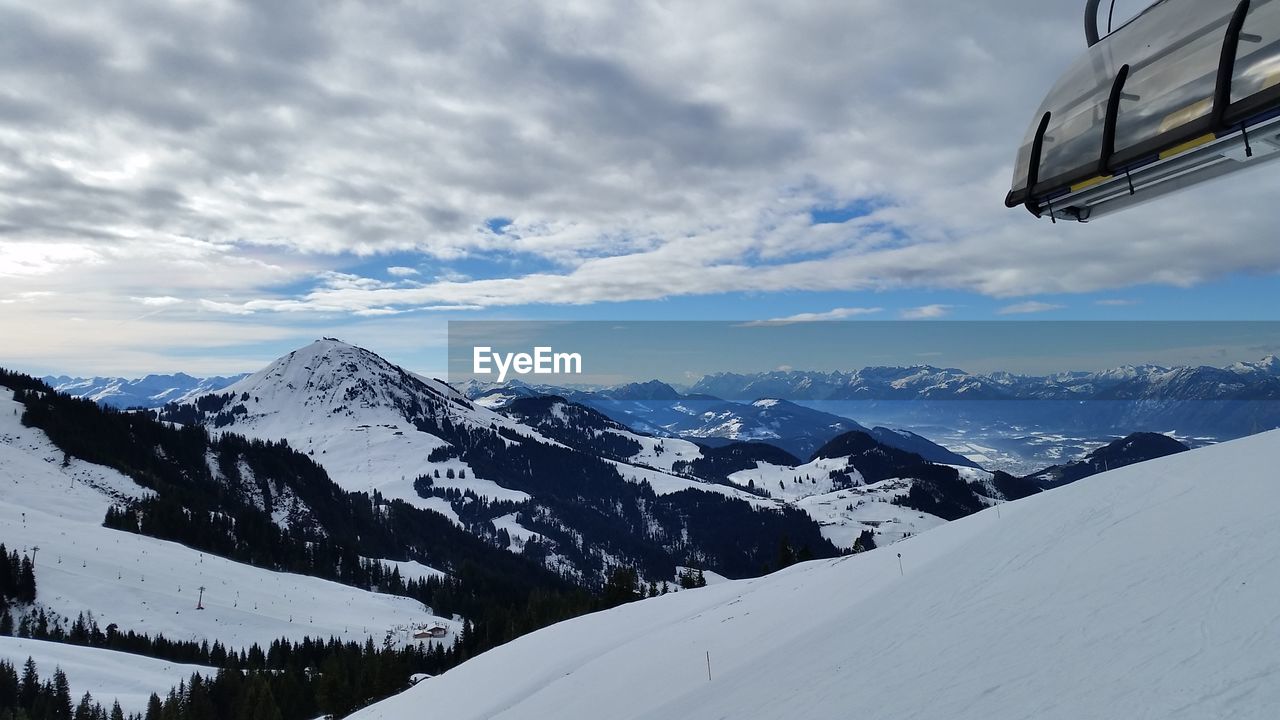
[413,624,448,640]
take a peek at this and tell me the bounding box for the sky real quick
[2,0,1280,378]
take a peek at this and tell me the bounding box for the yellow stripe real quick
[1159,134,1217,160]
[1159,98,1212,133]
[1070,175,1112,192]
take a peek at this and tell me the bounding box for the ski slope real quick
[0,390,455,649]
[353,429,1280,720]
[0,637,211,715]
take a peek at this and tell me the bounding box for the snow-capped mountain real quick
[351,429,1280,720]
[155,340,837,583]
[690,356,1280,402]
[688,358,1280,441]
[43,373,246,409]
[160,337,536,523]
[691,365,1012,401]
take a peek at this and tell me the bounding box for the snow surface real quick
[624,434,703,473]
[607,458,774,508]
[0,390,455,650]
[368,557,448,583]
[0,637,211,715]
[492,513,544,553]
[726,457,951,548]
[352,430,1280,720]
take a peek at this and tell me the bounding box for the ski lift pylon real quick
[1007,0,1280,222]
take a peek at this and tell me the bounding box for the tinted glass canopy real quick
[1008,0,1280,214]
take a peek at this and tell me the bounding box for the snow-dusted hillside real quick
[0,637,212,715]
[352,430,1280,720]
[0,390,455,650]
[164,340,797,582]
[725,456,951,547]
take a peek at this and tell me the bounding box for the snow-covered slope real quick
[352,430,1280,720]
[0,389,454,649]
[725,456,950,547]
[0,637,212,715]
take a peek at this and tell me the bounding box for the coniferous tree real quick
[17,557,35,604]
[19,658,38,709]
[73,692,97,720]
[52,667,74,720]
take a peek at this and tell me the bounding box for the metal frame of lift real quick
[1035,111,1280,222]
[1020,0,1280,222]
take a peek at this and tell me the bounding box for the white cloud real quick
[998,301,1064,315]
[2,0,1277,365]
[132,296,184,307]
[758,307,883,323]
[901,304,953,319]
[1096,298,1140,306]
[199,299,256,316]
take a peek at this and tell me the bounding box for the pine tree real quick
[19,657,38,709]
[74,692,97,720]
[17,557,34,604]
[776,537,796,570]
[52,668,74,720]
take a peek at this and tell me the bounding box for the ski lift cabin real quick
[1007,0,1280,222]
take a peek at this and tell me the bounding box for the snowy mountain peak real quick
[1229,354,1280,376]
[602,380,682,401]
[221,338,466,425]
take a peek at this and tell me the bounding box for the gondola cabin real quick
[1008,0,1280,222]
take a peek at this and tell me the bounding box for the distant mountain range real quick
[466,380,976,465]
[685,358,1280,439]
[689,356,1280,402]
[48,353,1279,473]
[43,372,246,409]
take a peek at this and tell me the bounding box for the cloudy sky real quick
[2,0,1279,376]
